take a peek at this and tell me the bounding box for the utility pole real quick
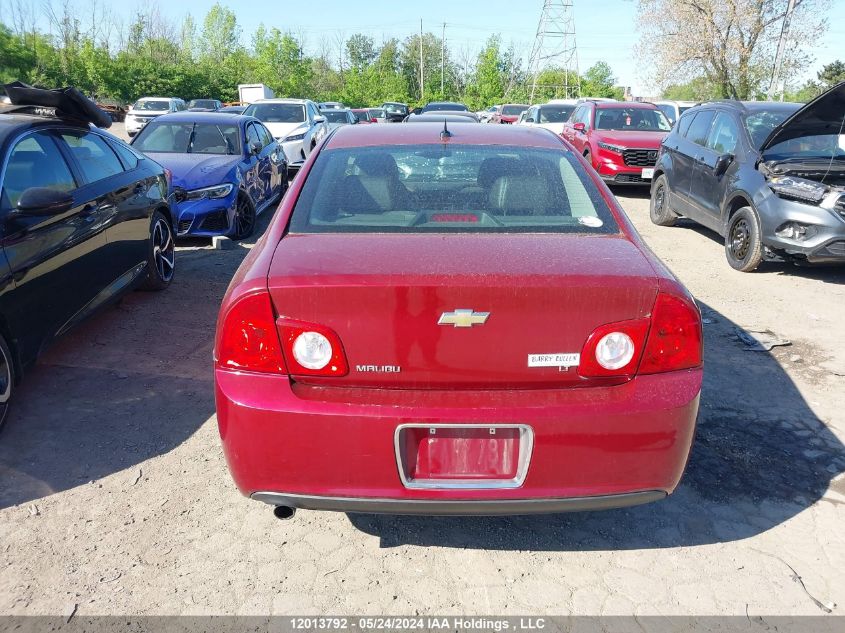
[768,0,797,101]
[420,19,424,103]
[441,22,446,97]
[527,0,580,102]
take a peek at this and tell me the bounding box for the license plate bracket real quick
[394,424,533,489]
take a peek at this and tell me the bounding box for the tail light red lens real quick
[578,319,650,377]
[639,293,703,374]
[578,292,702,378]
[216,292,286,373]
[277,318,349,377]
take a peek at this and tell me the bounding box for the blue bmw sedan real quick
[131,112,287,239]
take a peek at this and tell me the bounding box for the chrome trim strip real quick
[250,490,667,516]
[393,423,534,490]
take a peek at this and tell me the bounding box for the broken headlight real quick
[768,175,828,204]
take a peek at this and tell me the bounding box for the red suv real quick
[490,103,529,124]
[562,101,672,185]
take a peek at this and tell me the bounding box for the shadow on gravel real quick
[349,300,845,550]
[0,214,271,510]
[678,221,845,284]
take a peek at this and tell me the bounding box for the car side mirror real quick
[250,141,262,155]
[573,122,586,132]
[714,153,733,177]
[313,116,326,124]
[15,188,74,217]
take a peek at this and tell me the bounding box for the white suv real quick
[125,97,185,137]
[242,99,329,171]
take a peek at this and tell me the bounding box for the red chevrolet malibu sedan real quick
[214,123,702,517]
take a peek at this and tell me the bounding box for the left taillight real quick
[277,318,349,377]
[215,291,286,374]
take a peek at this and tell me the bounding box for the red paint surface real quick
[214,124,702,509]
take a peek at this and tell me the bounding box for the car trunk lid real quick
[267,233,659,389]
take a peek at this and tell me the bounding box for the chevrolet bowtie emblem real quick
[438,309,490,328]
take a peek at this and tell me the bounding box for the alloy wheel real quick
[0,343,11,406]
[152,218,175,283]
[234,196,256,239]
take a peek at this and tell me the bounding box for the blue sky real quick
[23,0,845,95]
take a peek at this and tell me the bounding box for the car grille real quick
[614,174,649,184]
[201,211,229,233]
[835,194,845,220]
[822,241,845,257]
[622,148,658,167]
[177,218,193,234]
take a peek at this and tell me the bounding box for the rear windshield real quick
[595,107,671,132]
[539,105,574,123]
[133,100,169,111]
[188,99,218,109]
[502,105,528,116]
[133,122,240,155]
[424,103,468,112]
[384,104,407,114]
[289,144,618,234]
[244,103,305,123]
[370,109,385,118]
[323,110,349,123]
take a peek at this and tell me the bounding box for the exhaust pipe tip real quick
[273,505,296,520]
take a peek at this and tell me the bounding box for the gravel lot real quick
[1,125,843,616]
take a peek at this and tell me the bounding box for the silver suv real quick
[125,97,186,137]
[243,99,328,171]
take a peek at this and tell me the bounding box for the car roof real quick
[251,98,308,105]
[690,100,802,115]
[150,111,255,124]
[594,101,658,109]
[325,122,566,150]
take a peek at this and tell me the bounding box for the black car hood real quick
[759,81,845,152]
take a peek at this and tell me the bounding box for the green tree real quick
[580,62,624,99]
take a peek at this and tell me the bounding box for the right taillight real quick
[639,293,703,374]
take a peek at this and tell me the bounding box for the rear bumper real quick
[251,490,666,515]
[216,369,701,513]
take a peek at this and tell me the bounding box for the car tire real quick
[725,206,764,272]
[650,175,678,227]
[141,210,175,290]
[232,193,256,241]
[0,333,15,435]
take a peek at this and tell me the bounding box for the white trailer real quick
[238,84,275,104]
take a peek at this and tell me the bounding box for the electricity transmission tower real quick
[767,0,797,101]
[527,0,580,102]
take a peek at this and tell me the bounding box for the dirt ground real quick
[0,129,843,616]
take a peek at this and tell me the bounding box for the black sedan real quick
[0,83,175,431]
